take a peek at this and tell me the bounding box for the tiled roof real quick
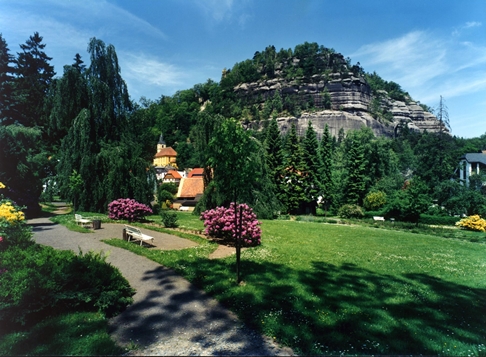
[154,147,177,158]
[177,177,204,198]
[164,170,182,179]
[188,168,204,177]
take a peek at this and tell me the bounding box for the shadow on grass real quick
[155,257,486,355]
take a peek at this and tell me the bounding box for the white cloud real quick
[121,52,186,89]
[195,0,235,22]
[452,21,482,36]
[350,30,486,105]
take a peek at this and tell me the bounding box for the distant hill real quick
[219,42,446,138]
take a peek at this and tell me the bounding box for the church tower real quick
[157,133,166,153]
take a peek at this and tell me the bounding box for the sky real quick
[1,0,485,138]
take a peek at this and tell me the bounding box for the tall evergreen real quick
[319,124,334,209]
[301,121,321,212]
[14,32,55,127]
[264,118,285,188]
[0,34,16,125]
[279,123,306,213]
[343,131,368,205]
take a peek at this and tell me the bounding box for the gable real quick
[177,177,204,198]
[188,168,204,178]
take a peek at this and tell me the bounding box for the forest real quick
[1,33,486,220]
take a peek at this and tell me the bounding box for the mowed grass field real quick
[105,213,486,356]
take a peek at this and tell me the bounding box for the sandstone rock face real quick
[235,73,446,137]
[274,111,394,139]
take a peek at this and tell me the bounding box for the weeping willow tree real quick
[56,38,155,212]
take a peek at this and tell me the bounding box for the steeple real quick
[157,133,166,153]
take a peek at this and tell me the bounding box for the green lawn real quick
[104,215,486,356]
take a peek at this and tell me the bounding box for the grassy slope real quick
[104,216,486,356]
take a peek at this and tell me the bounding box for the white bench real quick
[373,216,385,222]
[124,225,154,246]
[75,214,92,227]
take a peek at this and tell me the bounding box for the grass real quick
[0,312,123,356]
[104,213,486,356]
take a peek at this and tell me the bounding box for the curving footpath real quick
[29,215,294,356]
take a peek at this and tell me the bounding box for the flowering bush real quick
[200,203,261,246]
[455,215,486,232]
[0,200,25,225]
[0,182,32,249]
[108,198,152,222]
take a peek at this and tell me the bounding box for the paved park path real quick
[29,211,293,356]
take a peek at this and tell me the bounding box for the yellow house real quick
[153,134,177,168]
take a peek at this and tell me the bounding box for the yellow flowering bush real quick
[455,215,486,232]
[0,201,25,224]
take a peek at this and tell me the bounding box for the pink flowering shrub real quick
[108,198,153,222]
[200,203,261,246]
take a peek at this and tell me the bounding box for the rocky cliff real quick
[234,71,445,138]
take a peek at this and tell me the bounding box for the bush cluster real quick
[160,211,178,228]
[0,182,135,331]
[455,215,486,232]
[0,246,134,327]
[200,203,261,246]
[108,198,152,222]
[338,204,364,219]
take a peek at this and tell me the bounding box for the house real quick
[187,168,204,178]
[174,176,204,211]
[153,134,177,169]
[163,170,183,185]
[458,151,486,186]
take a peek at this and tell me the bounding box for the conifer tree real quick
[279,123,306,213]
[319,124,334,210]
[14,32,55,127]
[264,118,285,188]
[301,121,321,212]
[343,132,367,205]
[0,34,16,125]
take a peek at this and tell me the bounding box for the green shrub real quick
[419,214,461,226]
[0,245,134,328]
[338,204,364,219]
[161,211,179,228]
[363,210,386,219]
[363,191,387,211]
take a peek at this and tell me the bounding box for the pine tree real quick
[264,118,285,187]
[15,32,55,127]
[343,132,367,205]
[0,34,16,125]
[279,123,306,213]
[301,121,321,213]
[319,124,334,210]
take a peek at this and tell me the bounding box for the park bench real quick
[373,216,385,222]
[124,225,154,246]
[75,214,92,227]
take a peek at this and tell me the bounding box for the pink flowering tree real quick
[108,198,152,222]
[200,203,261,247]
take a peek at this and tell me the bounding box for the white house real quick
[458,151,486,186]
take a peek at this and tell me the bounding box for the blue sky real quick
[1,0,485,138]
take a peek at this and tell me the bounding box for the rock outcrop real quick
[235,73,446,138]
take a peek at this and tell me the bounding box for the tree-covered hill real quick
[1,33,485,217]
